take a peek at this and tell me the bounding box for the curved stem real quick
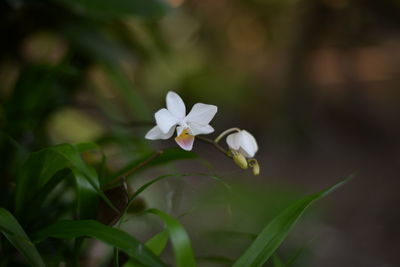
[214,128,241,143]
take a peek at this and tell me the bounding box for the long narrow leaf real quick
[146,230,169,256]
[147,209,196,267]
[272,253,284,267]
[0,208,45,267]
[283,241,311,267]
[233,178,350,267]
[122,230,169,267]
[33,220,166,267]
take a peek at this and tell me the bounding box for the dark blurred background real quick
[1,0,400,266]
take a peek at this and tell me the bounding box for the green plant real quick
[0,1,351,266]
[0,135,350,266]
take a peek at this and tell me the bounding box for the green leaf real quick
[15,147,66,213]
[122,230,169,267]
[282,241,311,267]
[147,209,196,267]
[0,208,45,267]
[72,168,100,219]
[146,230,169,256]
[75,142,100,153]
[119,173,228,266]
[33,220,166,267]
[26,169,72,218]
[272,253,284,267]
[15,143,116,219]
[233,178,350,267]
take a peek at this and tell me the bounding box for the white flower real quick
[145,91,218,151]
[226,130,258,158]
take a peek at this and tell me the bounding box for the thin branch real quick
[196,136,230,157]
[105,150,163,187]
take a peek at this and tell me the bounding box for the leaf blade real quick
[146,230,169,256]
[233,178,350,267]
[15,143,117,220]
[147,209,196,267]
[33,220,166,267]
[0,208,45,267]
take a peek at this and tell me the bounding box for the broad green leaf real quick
[15,143,116,219]
[0,208,45,267]
[72,168,100,219]
[33,220,166,267]
[75,142,100,153]
[233,178,350,267]
[15,148,66,213]
[25,169,72,219]
[147,209,196,267]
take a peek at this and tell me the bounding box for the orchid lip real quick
[174,128,195,151]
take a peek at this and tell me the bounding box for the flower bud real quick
[231,150,248,169]
[248,159,260,175]
[252,162,260,175]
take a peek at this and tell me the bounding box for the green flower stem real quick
[196,135,230,157]
[214,128,241,143]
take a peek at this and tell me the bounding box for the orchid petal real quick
[166,91,186,119]
[226,130,258,158]
[155,108,179,134]
[239,130,258,157]
[185,103,217,126]
[226,132,241,150]
[145,125,175,140]
[188,122,214,136]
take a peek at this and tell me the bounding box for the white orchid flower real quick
[226,130,258,158]
[145,91,218,151]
